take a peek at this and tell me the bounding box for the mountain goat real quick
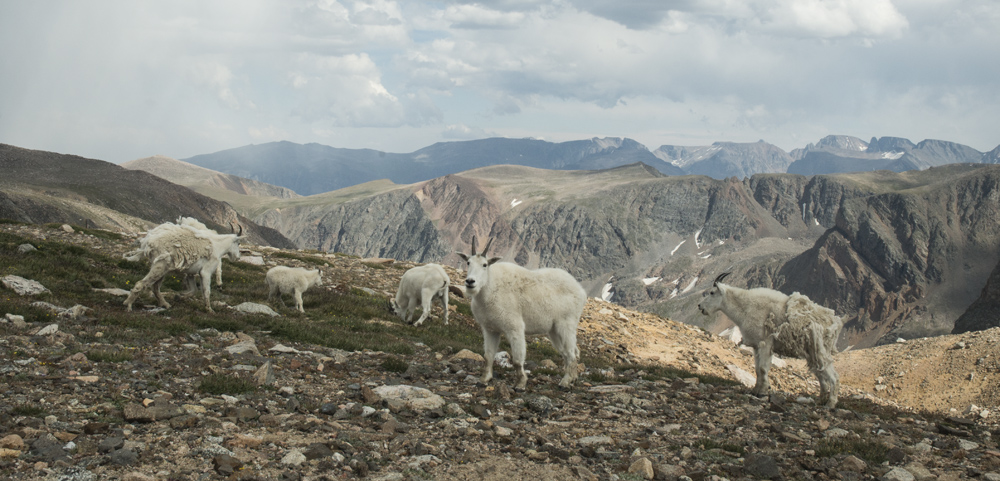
[392,263,450,326]
[458,236,586,390]
[123,222,243,313]
[266,266,323,313]
[176,216,225,288]
[697,272,843,408]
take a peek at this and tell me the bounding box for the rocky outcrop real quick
[780,165,1000,347]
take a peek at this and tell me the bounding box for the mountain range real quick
[179,135,998,196]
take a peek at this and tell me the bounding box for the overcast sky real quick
[1,1,997,164]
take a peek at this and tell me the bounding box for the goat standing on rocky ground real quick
[697,272,843,408]
[392,263,450,326]
[266,266,323,313]
[458,236,586,390]
[124,222,243,313]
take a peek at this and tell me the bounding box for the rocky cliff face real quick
[779,165,1000,347]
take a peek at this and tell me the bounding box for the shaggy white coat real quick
[392,263,450,326]
[699,276,843,408]
[124,222,242,312]
[176,216,224,287]
[266,266,323,313]
[460,237,586,390]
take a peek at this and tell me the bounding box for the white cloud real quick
[0,0,997,164]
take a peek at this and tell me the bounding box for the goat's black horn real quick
[713,272,731,286]
[471,235,479,256]
[237,225,243,236]
[481,237,494,256]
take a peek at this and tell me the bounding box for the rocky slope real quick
[122,156,301,199]
[3,223,1000,481]
[0,144,294,249]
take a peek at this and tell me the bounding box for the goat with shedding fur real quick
[459,236,586,390]
[124,222,243,312]
[698,272,843,408]
[266,266,323,313]
[392,263,450,326]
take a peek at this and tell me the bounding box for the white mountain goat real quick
[697,272,843,408]
[176,216,225,288]
[458,236,587,390]
[266,266,323,313]
[123,222,243,313]
[392,263,450,326]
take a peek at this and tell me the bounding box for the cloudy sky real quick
[1,0,997,163]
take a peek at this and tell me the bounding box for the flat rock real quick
[232,302,280,317]
[2,275,50,296]
[372,385,445,411]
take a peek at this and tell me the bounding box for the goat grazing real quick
[458,236,586,390]
[123,222,243,313]
[392,263,450,326]
[266,266,323,313]
[697,272,843,408]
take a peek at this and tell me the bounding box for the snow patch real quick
[510,199,523,208]
[694,229,703,248]
[670,240,686,256]
[601,278,614,301]
[681,277,699,294]
[801,203,806,222]
[814,219,820,226]
[668,288,678,299]
[881,151,904,160]
[699,254,712,259]
[642,277,660,286]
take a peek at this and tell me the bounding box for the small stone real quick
[281,449,307,466]
[226,340,260,356]
[840,455,867,472]
[109,448,138,466]
[628,457,654,480]
[450,349,485,362]
[882,467,915,481]
[61,224,75,233]
[213,454,243,475]
[0,435,26,451]
[744,453,780,479]
[17,243,37,254]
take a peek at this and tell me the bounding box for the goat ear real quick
[457,252,469,262]
[481,238,494,256]
[470,236,479,256]
[713,272,731,286]
[487,257,501,266]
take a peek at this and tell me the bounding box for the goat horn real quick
[237,224,243,236]
[481,237,494,256]
[713,272,731,286]
[471,235,479,256]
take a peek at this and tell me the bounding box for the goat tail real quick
[123,249,144,262]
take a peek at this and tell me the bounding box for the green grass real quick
[381,356,410,373]
[815,436,890,464]
[10,404,47,417]
[198,373,258,395]
[86,348,135,363]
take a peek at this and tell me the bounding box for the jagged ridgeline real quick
[0,144,293,249]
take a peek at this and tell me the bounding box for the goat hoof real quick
[514,386,526,393]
